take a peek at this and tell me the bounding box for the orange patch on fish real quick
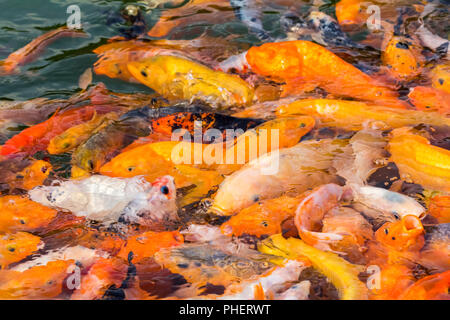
[408,86,450,115]
[0,195,58,233]
[0,232,42,268]
[118,231,184,263]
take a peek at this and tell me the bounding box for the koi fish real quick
[47,112,118,154]
[276,99,450,131]
[103,152,223,207]
[382,35,425,81]
[375,215,425,262]
[369,264,415,300]
[0,260,74,299]
[216,260,308,300]
[428,195,450,223]
[211,138,347,215]
[229,0,271,41]
[218,40,398,104]
[0,232,42,269]
[420,223,450,272]
[430,62,450,94]
[258,234,369,300]
[332,129,388,186]
[294,184,373,257]
[408,86,450,115]
[71,257,128,300]
[0,195,57,233]
[154,243,274,287]
[335,0,366,28]
[1,26,86,75]
[29,175,177,226]
[147,0,232,38]
[117,231,184,263]
[388,127,450,193]
[399,270,450,300]
[220,195,303,238]
[127,55,254,108]
[0,105,118,156]
[11,160,52,191]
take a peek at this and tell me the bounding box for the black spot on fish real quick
[396,42,410,49]
[177,263,189,269]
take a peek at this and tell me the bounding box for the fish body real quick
[0,260,74,299]
[211,138,346,215]
[154,243,274,287]
[1,26,86,74]
[29,175,177,226]
[399,270,450,300]
[48,112,118,154]
[127,55,254,108]
[428,196,450,223]
[375,215,425,254]
[430,62,450,94]
[220,41,398,103]
[335,0,366,28]
[276,99,450,130]
[408,86,450,115]
[229,0,271,41]
[258,234,369,300]
[388,127,450,192]
[0,105,117,156]
[220,195,303,237]
[420,223,450,272]
[382,35,425,81]
[0,232,42,268]
[0,195,57,233]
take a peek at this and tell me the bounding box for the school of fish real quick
[0,0,448,300]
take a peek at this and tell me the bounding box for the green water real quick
[0,0,284,101]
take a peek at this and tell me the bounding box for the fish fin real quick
[253,283,266,300]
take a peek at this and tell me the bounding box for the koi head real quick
[375,215,425,252]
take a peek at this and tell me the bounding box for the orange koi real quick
[15,160,52,190]
[220,195,304,238]
[147,0,231,38]
[374,215,425,265]
[1,26,86,74]
[369,264,415,300]
[221,40,399,104]
[399,271,450,300]
[0,260,74,299]
[117,231,184,263]
[430,62,450,94]
[408,86,450,115]
[294,184,373,257]
[428,195,450,223]
[276,99,450,131]
[0,232,42,268]
[71,257,128,300]
[335,0,366,28]
[0,105,117,156]
[0,195,58,233]
[382,35,425,81]
[388,127,450,193]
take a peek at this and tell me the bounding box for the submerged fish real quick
[1,26,86,74]
[399,270,450,300]
[259,234,369,300]
[388,127,450,193]
[211,139,346,215]
[48,112,118,154]
[276,99,450,131]
[0,195,57,233]
[408,86,450,115]
[29,175,177,226]
[154,243,274,287]
[428,195,450,223]
[0,232,43,269]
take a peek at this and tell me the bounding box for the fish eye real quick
[160,185,169,195]
[127,166,135,172]
[140,70,148,77]
[261,221,268,227]
[384,229,389,235]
